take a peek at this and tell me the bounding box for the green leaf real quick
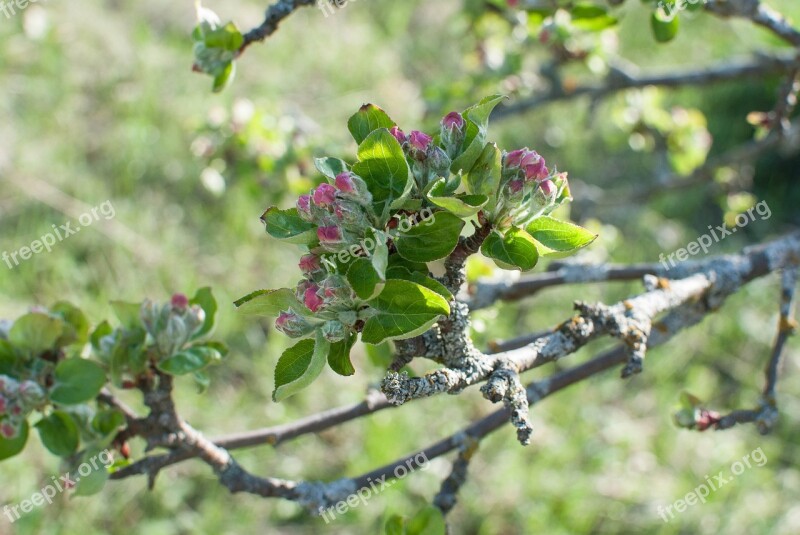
[49,359,107,405]
[212,60,235,93]
[450,95,505,174]
[35,411,79,457]
[464,142,502,208]
[481,228,540,271]
[347,257,386,300]
[386,267,453,302]
[235,288,309,317]
[190,287,218,339]
[204,22,243,51]
[110,301,142,330]
[91,409,125,438]
[651,10,679,43]
[407,505,446,535]
[260,207,316,244]
[525,216,597,256]
[395,211,465,262]
[351,129,410,218]
[157,345,223,375]
[385,515,407,535]
[72,451,110,496]
[8,313,64,353]
[465,94,506,128]
[0,340,17,375]
[90,321,113,352]
[427,178,488,218]
[570,3,617,31]
[314,157,349,180]
[328,332,357,376]
[0,421,29,461]
[347,103,396,144]
[273,332,330,402]
[362,280,450,344]
[107,327,146,387]
[51,302,90,346]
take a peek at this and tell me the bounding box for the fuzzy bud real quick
[538,179,556,198]
[0,421,19,439]
[18,381,45,408]
[317,225,344,246]
[334,172,373,205]
[171,293,189,311]
[505,148,549,181]
[321,320,347,343]
[303,285,325,313]
[296,194,314,222]
[409,130,433,153]
[390,126,407,145]
[313,183,337,206]
[299,254,323,278]
[275,309,314,338]
[441,112,466,156]
[0,376,19,396]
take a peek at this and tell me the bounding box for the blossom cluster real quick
[0,375,45,439]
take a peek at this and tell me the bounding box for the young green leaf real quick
[347,257,386,300]
[110,301,142,330]
[347,104,396,144]
[395,212,464,262]
[385,267,453,302]
[351,129,410,218]
[157,345,224,375]
[464,142,502,206]
[427,178,488,218]
[8,313,65,353]
[273,332,330,402]
[235,288,309,317]
[35,411,79,457]
[361,280,450,344]
[481,228,539,271]
[190,287,218,339]
[328,332,357,376]
[261,207,317,244]
[49,358,107,405]
[51,301,90,346]
[314,157,349,180]
[525,216,597,256]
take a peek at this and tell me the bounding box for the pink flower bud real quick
[303,286,325,313]
[171,293,189,310]
[505,149,527,168]
[298,254,322,275]
[335,172,356,193]
[0,396,6,415]
[275,310,312,338]
[0,422,17,439]
[538,179,556,197]
[317,225,343,244]
[442,112,465,132]
[506,148,549,181]
[296,194,313,220]
[390,126,406,144]
[508,179,524,194]
[409,130,433,152]
[313,183,337,206]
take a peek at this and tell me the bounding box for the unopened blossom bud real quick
[538,179,556,198]
[296,279,316,302]
[390,126,406,145]
[275,309,314,338]
[317,225,344,245]
[333,201,366,230]
[335,172,373,206]
[0,376,19,396]
[0,421,18,439]
[409,130,433,152]
[171,293,189,311]
[18,381,45,408]
[505,148,548,181]
[299,254,322,277]
[303,285,325,313]
[441,112,466,156]
[426,146,452,178]
[321,320,347,343]
[695,409,721,431]
[0,396,7,415]
[320,275,352,303]
[313,183,337,206]
[296,194,314,222]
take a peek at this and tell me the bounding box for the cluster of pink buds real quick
[140,294,206,357]
[296,174,375,253]
[0,375,45,439]
[492,148,569,228]
[275,274,356,338]
[392,125,451,188]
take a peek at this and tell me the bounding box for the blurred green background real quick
[1,0,799,533]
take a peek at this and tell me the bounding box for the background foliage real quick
[0,0,798,533]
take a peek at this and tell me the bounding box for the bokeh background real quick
[1,0,799,533]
